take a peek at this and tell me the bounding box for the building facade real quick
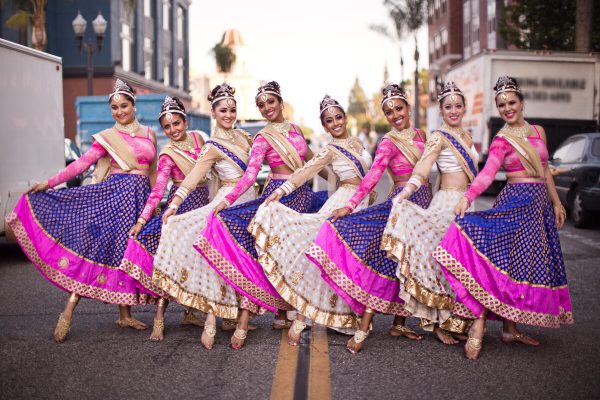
[1,0,192,140]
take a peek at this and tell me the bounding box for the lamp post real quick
[72,11,108,96]
[413,36,420,129]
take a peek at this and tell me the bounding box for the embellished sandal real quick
[182,310,205,327]
[287,320,307,346]
[53,313,72,343]
[201,324,217,350]
[272,318,292,330]
[501,331,540,346]
[346,330,368,354]
[231,328,248,350]
[389,324,423,340]
[150,318,165,341]
[222,319,257,332]
[116,317,148,330]
[465,326,486,360]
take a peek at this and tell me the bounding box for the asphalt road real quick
[1,193,599,400]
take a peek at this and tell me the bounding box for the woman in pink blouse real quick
[194,81,327,349]
[6,79,158,343]
[118,96,209,341]
[305,84,433,354]
[433,76,573,359]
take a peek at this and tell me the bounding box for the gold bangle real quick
[137,217,146,226]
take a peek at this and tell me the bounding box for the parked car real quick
[550,133,600,228]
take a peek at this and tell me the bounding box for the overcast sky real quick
[189,0,428,131]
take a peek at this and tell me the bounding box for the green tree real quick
[212,43,236,73]
[500,0,575,50]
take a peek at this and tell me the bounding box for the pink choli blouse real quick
[139,134,202,221]
[47,130,156,188]
[464,126,548,204]
[347,132,426,209]
[224,127,307,204]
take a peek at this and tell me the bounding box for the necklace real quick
[214,126,236,142]
[332,137,362,154]
[268,120,291,137]
[171,132,196,153]
[390,127,415,144]
[114,119,140,137]
[441,123,467,140]
[502,122,531,139]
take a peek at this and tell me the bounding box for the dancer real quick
[119,96,209,341]
[306,83,432,354]
[6,79,157,342]
[151,83,256,349]
[432,76,573,359]
[195,81,327,349]
[251,95,373,345]
[382,82,478,344]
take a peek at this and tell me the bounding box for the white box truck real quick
[427,49,600,189]
[0,38,65,236]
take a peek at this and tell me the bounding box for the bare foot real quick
[389,324,423,340]
[346,330,368,354]
[434,326,459,345]
[231,328,247,350]
[465,320,485,360]
[149,319,165,341]
[501,331,540,346]
[201,324,217,350]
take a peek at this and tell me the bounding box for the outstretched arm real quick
[222,135,269,205]
[395,133,442,201]
[46,142,107,188]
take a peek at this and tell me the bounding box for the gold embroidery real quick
[180,268,188,284]
[57,257,69,269]
[329,293,338,308]
[290,271,304,285]
[97,273,107,285]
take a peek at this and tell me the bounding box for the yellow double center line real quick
[269,325,331,400]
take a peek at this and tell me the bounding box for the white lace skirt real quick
[250,184,370,331]
[382,188,472,333]
[152,185,256,319]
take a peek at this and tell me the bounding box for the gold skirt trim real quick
[432,245,574,327]
[119,259,168,299]
[251,222,359,329]
[7,212,152,305]
[305,243,411,316]
[381,235,454,310]
[151,269,240,320]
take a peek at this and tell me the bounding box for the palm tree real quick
[3,0,47,51]
[212,42,236,74]
[370,0,428,127]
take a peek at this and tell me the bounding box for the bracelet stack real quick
[167,203,179,212]
[137,217,146,226]
[279,181,296,196]
[174,186,190,202]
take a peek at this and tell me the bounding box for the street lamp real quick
[72,11,108,96]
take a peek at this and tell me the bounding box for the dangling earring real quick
[134,107,137,112]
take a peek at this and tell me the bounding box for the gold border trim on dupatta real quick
[151,269,240,320]
[249,221,360,329]
[258,126,304,171]
[7,211,152,305]
[305,244,411,316]
[432,242,574,327]
[436,131,478,182]
[327,143,368,179]
[384,130,422,167]
[209,137,251,175]
[497,129,545,178]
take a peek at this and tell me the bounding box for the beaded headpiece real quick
[109,78,136,103]
[208,82,236,107]
[158,96,186,122]
[494,76,520,100]
[437,81,465,103]
[319,95,344,116]
[381,83,408,109]
[256,81,282,102]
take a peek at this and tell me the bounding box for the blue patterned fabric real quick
[27,174,150,267]
[218,180,323,257]
[133,185,209,255]
[330,185,433,278]
[455,183,567,287]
